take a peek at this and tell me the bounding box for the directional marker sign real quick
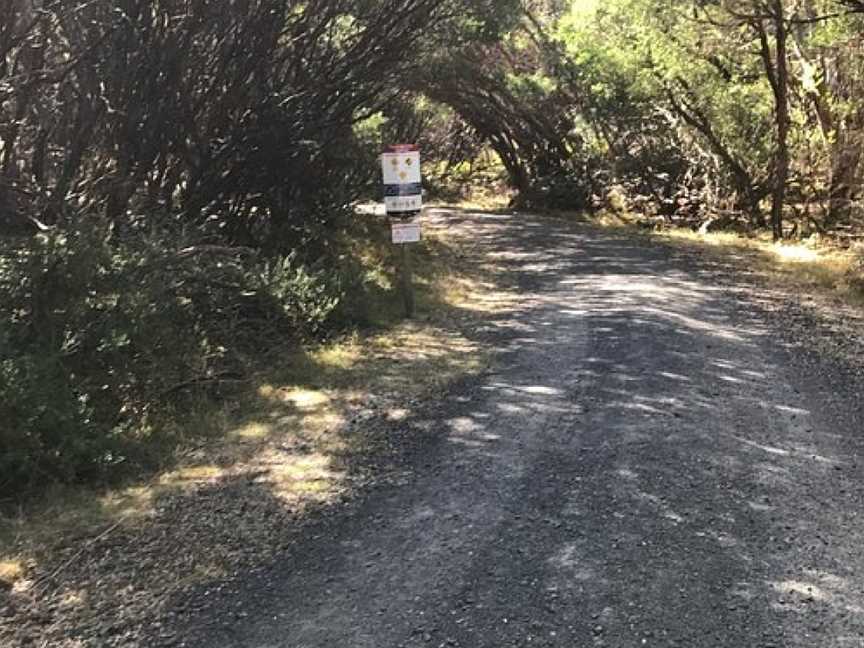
[391,222,422,244]
[382,144,422,216]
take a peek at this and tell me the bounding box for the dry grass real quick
[451,187,515,212]
[0,560,23,589]
[655,227,864,308]
[574,209,864,310]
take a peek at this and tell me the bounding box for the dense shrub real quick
[0,0,528,496]
[0,221,362,493]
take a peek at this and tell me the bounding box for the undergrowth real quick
[0,211,502,592]
[0,216,389,498]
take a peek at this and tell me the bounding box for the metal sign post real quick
[382,144,422,319]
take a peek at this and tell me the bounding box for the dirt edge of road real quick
[0,208,521,648]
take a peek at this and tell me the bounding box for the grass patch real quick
[655,227,864,308]
[574,209,864,310]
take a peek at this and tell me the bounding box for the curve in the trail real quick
[180,210,864,648]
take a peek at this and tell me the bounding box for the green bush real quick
[256,255,343,337]
[0,221,362,495]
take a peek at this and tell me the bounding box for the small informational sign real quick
[391,222,422,244]
[382,144,422,216]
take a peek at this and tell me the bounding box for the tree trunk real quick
[760,1,790,241]
[772,2,790,241]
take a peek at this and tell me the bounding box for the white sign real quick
[391,222,422,244]
[382,145,422,215]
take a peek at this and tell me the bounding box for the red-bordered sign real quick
[382,144,422,216]
[384,144,419,154]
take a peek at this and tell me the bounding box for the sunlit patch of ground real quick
[423,209,522,316]
[569,208,864,312]
[0,560,23,589]
[652,227,863,307]
[768,569,864,619]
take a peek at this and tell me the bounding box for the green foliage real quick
[257,255,344,337]
[552,0,864,229]
[0,221,367,494]
[4,0,864,497]
[0,0,517,496]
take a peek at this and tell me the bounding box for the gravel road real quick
[179,210,864,647]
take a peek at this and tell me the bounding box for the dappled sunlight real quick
[445,409,507,450]
[517,385,564,396]
[143,302,497,517]
[732,436,791,457]
[229,421,274,441]
[657,227,864,310]
[0,206,512,646]
[423,211,524,315]
[772,578,829,603]
[386,407,411,421]
[17,464,257,550]
[251,449,346,507]
[557,273,757,342]
[448,416,487,434]
[432,272,521,315]
[309,344,364,372]
[58,589,87,610]
[766,569,864,622]
[97,485,157,520]
[260,385,331,410]
[774,403,810,416]
[424,211,864,643]
[7,208,864,645]
[658,370,691,382]
[158,465,223,488]
[0,560,23,587]
[772,244,822,264]
[613,401,666,415]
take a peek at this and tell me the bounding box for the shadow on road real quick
[167,209,864,647]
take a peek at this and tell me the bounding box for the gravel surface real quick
[8,209,864,647]
[166,210,864,647]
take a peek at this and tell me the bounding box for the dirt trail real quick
[173,210,864,646]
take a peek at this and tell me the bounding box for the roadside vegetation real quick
[4,0,864,626]
[5,0,864,501]
[0,214,521,645]
[0,0,522,499]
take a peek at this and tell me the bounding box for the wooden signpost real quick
[382,144,422,318]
